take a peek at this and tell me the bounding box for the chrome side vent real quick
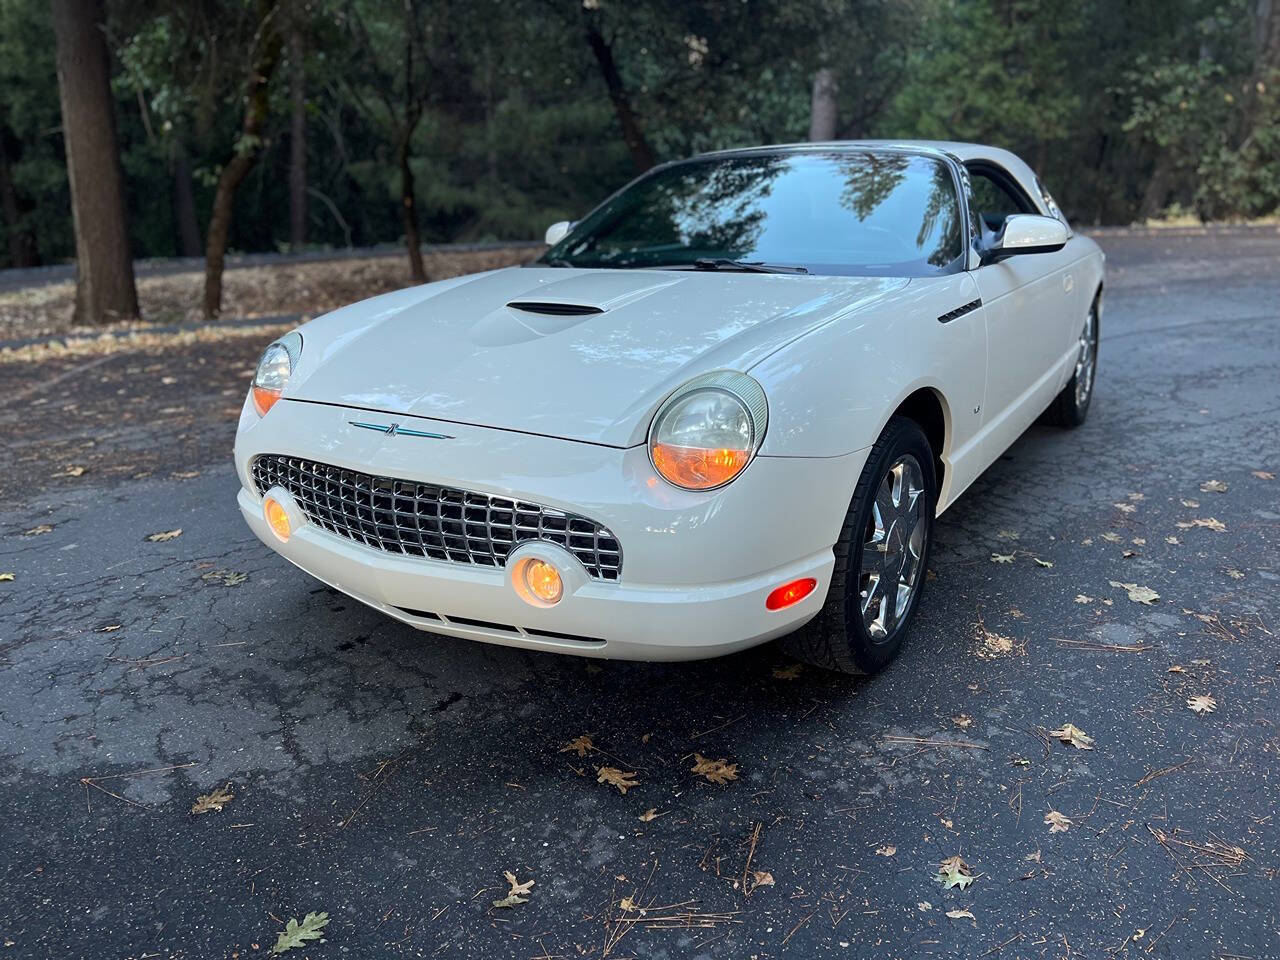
[506,301,603,316]
[938,298,982,324]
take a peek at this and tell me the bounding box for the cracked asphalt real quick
[1,227,1278,959]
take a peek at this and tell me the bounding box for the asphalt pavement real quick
[1,228,1278,959]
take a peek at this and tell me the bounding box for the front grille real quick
[251,455,622,581]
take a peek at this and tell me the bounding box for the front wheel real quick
[1041,295,1100,428]
[782,416,936,675]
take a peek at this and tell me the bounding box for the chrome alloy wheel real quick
[860,454,927,640]
[1074,305,1098,408]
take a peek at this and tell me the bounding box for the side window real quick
[1034,175,1069,227]
[968,168,1032,234]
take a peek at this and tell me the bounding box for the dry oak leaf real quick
[1048,723,1095,750]
[1166,536,1181,545]
[1187,695,1217,715]
[23,524,53,536]
[1252,470,1274,480]
[596,766,639,794]
[0,573,14,583]
[60,465,87,478]
[1113,502,1137,514]
[997,529,1020,540]
[1175,517,1226,532]
[946,909,976,921]
[1101,532,1123,543]
[1044,810,1072,833]
[638,808,662,822]
[1033,557,1054,568]
[1167,664,1186,673]
[491,870,535,908]
[952,714,972,729]
[1109,581,1160,605]
[772,662,803,679]
[146,528,183,542]
[1226,569,1245,580]
[875,845,897,857]
[934,855,974,890]
[191,785,234,815]
[559,735,595,757]
[1199,480,1228,493]
[991,553,1015,564]
[1074,594,1093,604]
[690,753,739,784]
[748,870,775,890]
[1180,498,1200,508]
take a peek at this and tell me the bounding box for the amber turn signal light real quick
[512,556,564,607]
[263,494,291,542]
[766,577,817,611]
[651,443,751,490]
[253,385,283,416]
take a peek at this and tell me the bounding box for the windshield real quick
[542,150,964,277]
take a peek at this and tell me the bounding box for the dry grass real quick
[0,246,539,337]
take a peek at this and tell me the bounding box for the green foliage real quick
[270,911,330,954]
[2,0,1276,269]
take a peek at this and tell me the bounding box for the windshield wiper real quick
[692,258,809,275]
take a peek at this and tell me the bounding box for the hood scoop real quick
[506,300,603,316]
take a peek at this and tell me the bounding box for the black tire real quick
[1041,293,1100,428]
[782,416,937,675]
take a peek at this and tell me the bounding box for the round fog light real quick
[514,557,563,607]
[263,495,292,542]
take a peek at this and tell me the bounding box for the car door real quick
[966,163,1081,452]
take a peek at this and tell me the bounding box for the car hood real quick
[290,266,909,447]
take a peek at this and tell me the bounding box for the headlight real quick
[648,371,768,490]
[251,331,302,416]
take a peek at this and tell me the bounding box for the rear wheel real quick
[782,416,936,674]
[1041,295,1099,428]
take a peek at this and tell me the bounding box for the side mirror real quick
[544,220,573,246]
[982,214,1068,264]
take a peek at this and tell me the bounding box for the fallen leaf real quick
[201,569,247,587]
[977,626,1015,658]
[990,553,1015,564]
[1109,580,1160,605]
[952,715,972,729]
[1252,470,1274,480]
[1128,492,1145,501]
[1044,810,1072,833]
[638,808,661,822]
[559,735,595,757]
[918,901,933,912]
[1175,517,1226,532]
[997,529,1019,540]
[934,855,974,890]
[1167,665,1185,673]
[1074,594,1093,604]
[100,624,121,632]
[1165,536,1181,545]
[749,870,774,890]
[772,662,803,679]
[0,573,13,583]
[690,753,738,784]
[1082,537,1093,545]
[946,909,976,921]
[1123,550,1138,558]
[1033,557,1053,568]
[270,912,329,954]
[1199,480,1228,493]
[1113,502,1137,514]
[59,465,87,478]
[1180,498,1199,508]
[1187,695,1217,715]
[875,845,897,857]
[145,529,183,542]
[1131,538,1146,545]
[23,524,53,536]
[1101,532,1122,543]
[171,470,201,479]
[1025,849,1042,863]
[618,896,637,912]
[1225,569,1245,580]
[1048,723,1095,749]
[191,784,234,815]
[596,767,640,794]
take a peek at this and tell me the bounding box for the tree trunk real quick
[0,127,40,267]
[397,132,426,283]
[204,0,283,319]
[288,8,307,249]
[171,138,201,258]
[808,68,839,141]
[582,12,655,174]
[51,0,138,324]
[1138,153,1174,221]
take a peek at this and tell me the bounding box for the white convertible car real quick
[235,141,1103,674]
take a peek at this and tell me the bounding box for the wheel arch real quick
[884,385,950,508]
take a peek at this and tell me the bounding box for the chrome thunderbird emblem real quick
[349,420,454,439]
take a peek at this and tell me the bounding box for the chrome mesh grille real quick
[251,455,621,581]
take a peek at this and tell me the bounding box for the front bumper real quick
[235,399,868,661]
